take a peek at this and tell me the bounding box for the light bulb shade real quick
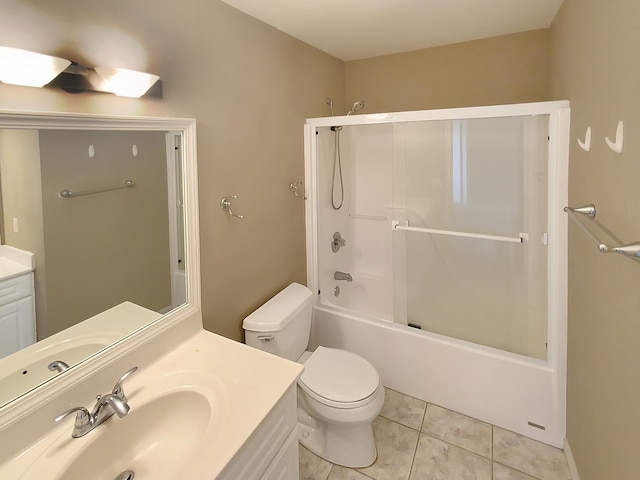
[0,46,71,87]
[95,66,159,98]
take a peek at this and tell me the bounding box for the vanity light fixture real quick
[94,66,159,98]
[0,46,71,87]
[0,46,161,98]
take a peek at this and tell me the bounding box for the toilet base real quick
[297,412,377,468]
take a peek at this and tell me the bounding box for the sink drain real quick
[115,470,135,480]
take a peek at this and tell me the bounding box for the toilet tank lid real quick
[242,283,313,332]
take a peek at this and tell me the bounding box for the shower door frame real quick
[304,101,570,447]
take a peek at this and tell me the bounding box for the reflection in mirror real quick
[0,119,190,408]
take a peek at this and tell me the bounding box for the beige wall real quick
[550,1,640,478]
[38,130,171,338]
[345,29,551,112]
[0,0,344,341]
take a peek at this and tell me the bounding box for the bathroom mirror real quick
[0,110,199,409]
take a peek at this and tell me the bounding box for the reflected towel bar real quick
[391,221,526,244]
[59,179,135,198]
[564,204,640,260]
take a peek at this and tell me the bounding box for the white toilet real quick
[243,283,385,468]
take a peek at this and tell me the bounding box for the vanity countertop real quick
[0,245,35,280]
[0,329,304,479]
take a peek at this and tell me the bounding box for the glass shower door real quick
[392,115,549,360]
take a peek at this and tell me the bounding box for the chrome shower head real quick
[346,100,364,115]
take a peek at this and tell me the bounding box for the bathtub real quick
[309,302,565,448]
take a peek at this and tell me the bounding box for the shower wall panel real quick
[317,124,393,321]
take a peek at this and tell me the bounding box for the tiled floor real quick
[299,388,572,480]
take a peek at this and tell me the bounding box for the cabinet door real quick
[260,430,299,480]
[0,296,36,358]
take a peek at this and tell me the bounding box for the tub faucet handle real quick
[332,232,346,252]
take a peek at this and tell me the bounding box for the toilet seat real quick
[299,346,379,409]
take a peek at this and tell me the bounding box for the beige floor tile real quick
[379,388,427,430]
[422,404,492,458]
[358,416,419,480]
[410,434,492,480]
[493,462,539,480]
[493,428,571,480]
[328,465,374,480]
[300,444,333,480]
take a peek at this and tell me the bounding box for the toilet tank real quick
[242,283,313,361]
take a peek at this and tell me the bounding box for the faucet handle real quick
[55,406,90,425]
[111,366,138,396]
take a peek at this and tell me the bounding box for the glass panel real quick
[392,116,549,359]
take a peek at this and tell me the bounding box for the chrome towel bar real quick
[59,179,135,198]
[564,204,640,260]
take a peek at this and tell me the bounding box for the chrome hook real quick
[220,195,244,219]
[289,181,307,200]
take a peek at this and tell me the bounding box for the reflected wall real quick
[1,130,171,340]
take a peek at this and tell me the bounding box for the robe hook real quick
[220,195,244,219]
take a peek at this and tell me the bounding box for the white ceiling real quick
[220,0,564,61]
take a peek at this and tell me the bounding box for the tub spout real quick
[334,271,353,282]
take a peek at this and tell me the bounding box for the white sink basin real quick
[63,391,210,479]
[0,330,303,480]
[21,371,222,480]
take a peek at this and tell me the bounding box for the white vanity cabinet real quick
[0,272,36,358]
[218,385,299,480]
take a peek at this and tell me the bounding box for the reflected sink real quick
[0,342,108,406]
[0,301,163,408]
[22,382,219,480]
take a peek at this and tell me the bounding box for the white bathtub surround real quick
[305,101,570,449]
[300,387,573,480]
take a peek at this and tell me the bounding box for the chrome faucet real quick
[55,366,138,438]
[48,360,70,373]
[334,271,353,282]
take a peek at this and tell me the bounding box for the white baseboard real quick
[564,438,580,480]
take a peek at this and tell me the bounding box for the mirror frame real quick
[0,110,201,424]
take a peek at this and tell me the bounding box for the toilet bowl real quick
[243,283,385,468]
